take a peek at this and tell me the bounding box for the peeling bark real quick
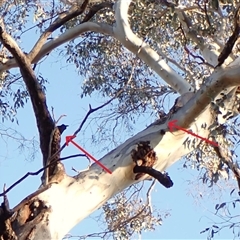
[1,69,240,238]
[130,137,173,189]
[0,22,66,239]
[131,141,157,180]
[13,200,50,240]
[0,192,16,240]
[1,0,240,239]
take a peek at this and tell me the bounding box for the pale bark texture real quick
[0,0,240,239]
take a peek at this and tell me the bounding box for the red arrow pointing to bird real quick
[66,135,76,145]
[66,135,112,174]
[168,120,218,147]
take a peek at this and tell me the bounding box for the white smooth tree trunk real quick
[1,1,240,239]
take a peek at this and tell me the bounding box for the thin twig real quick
[0,59,135,196]
[146,180,156,214]
[184,46,206,64]
[55,114,67,125]
[81,2,113,23]
[73,88,124,136]
[0,154,86,197]
[60,154,86,161]
[51,106,55,122]
[0,89,122,196]
[203,1,212,28]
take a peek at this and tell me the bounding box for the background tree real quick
[0,0,240,239]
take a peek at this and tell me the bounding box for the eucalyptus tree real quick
[0,0,240,239]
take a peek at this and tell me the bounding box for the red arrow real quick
[168,120,218,147]
[66,135,112,174]
[66,135,76,145]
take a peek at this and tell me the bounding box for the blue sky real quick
[0,22,238,239]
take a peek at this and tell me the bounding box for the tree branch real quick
[32,21,113,63]
[73,89,123,136]
[176,10,223,66]
[133,165,173,188]
[28,0,90,61]
[59,154,86,161]
[0,27,55,166]
[114,0,192,95]
[172,65,240,129]
[0,3,114,72]
[0,153,87,197]
[0,88,121,196]
[216,7,240,67]
[213,146,240,191]
[0,0,193,95]
[0,22,112,72]
[81,2,113,23]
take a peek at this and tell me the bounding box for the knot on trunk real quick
[131,141,173,188]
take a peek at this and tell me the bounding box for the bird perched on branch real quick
[57,124,68,134]
[48,124,68,163]
[43,124,68,184]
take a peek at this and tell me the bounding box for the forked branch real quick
[217,6,240,67]
[29,0,90,61]
[0,27,55,172]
